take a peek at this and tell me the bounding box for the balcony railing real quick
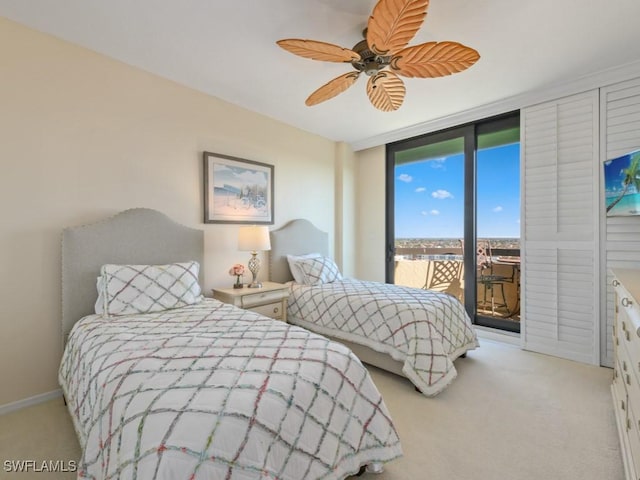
[394,246,520,321]
[394,246,520,259]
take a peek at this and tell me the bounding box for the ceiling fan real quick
[277,0,480,112]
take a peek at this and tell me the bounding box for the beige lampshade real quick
[238,225,271,252]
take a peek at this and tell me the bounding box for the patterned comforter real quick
[287,279,479,396]
[59,299,402,479]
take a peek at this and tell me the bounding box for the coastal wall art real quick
[203,152,274,224]
[604,149,640,217]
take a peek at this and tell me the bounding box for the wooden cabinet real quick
[212,281,289,322]
[612,268,640,480]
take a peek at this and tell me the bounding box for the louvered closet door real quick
[522,90,600,365]
[601,78,640,368]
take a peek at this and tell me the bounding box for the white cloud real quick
[213,164,267,188]
[430,158,446,169]
[237,169,268,185]
[430,209,440,215]
[431,189,453,199]
[415,187,426,193]
[493,206,503,212]
[398,174,412,183]
[421,211,428,216]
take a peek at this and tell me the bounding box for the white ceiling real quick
[2,0,640,149]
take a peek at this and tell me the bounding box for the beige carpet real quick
[0,339,623,480]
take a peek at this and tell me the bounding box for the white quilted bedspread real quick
[59,299,402,480]
[287,279,479,396]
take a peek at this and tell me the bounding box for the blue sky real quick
[395,143,520,238]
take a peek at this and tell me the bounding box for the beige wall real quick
[0,18,340,406]
[354,145,386,282]
[334,142,356,277]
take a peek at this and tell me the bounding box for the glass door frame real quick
[385,111,520,333]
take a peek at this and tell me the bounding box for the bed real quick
[269,219,479,397]
[59,208,402,479]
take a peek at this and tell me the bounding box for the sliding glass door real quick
[389,131,467,305]
[386,113,520,333]
[476,124,521,330]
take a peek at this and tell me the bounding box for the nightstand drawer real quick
[212,282,290,324]
[241,289,287,308]
[249,301,284,320]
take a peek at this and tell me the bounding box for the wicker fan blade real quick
[366,70,405,112]
[390,41,480,78]
[306,72,361,106]
[366,0,430,56]
[277,39,361,63]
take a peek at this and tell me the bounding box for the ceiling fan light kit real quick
[277,0,479,112]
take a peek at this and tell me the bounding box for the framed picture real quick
[203,151,274,224]
[604,149,640,217]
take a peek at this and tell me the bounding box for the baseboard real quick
[474,325,522,347]
[0,389,62,416]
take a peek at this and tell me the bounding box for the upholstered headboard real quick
[269,219,329,283]
[61,208,204,341]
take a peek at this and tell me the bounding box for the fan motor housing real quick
[351,39,390,76]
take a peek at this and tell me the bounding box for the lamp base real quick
[248,252,262,288]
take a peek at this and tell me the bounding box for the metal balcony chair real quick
[476,240,512,316]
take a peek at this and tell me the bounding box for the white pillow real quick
[287,253,322,283]
[296,256,343,285]
[95,261,202,317]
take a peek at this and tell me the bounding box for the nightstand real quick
[212,281,289,322]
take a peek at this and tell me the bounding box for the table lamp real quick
[238,225,271,288]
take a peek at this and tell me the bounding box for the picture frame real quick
[203,152,274,224]
[604,149,640,217]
